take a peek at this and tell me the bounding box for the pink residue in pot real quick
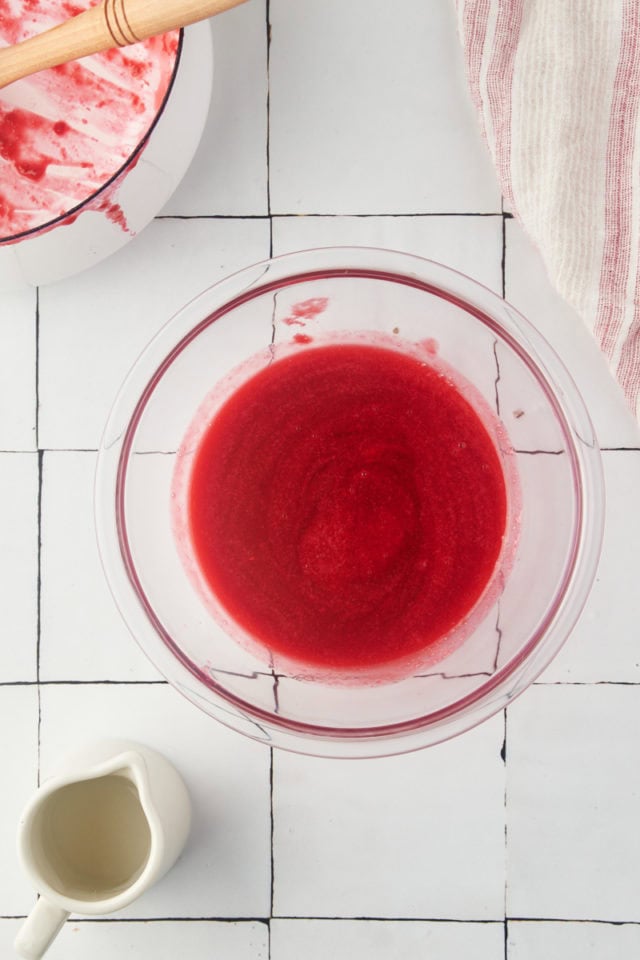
[0,0,179,240]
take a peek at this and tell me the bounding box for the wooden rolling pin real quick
[0,0,249,89]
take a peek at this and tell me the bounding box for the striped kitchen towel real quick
[456,0,640,419]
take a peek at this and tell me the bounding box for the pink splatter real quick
[94,198,130,234]
[283,297,329,327]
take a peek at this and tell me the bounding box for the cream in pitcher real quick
[15,740,191,960]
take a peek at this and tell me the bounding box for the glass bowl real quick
[0,15,212,291]
[95,247,604,758]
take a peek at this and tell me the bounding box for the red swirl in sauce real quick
[181,342,511,682]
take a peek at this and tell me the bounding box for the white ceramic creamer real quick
[14,739,191,959]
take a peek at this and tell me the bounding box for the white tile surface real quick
[38,218,270,450]
[272,714,505,920]
[0,0,638,952]
[0,288,36,451]
[504,220,640,449]
[508,921,640,960]
[0,687,38,916]
[269,0,501,214]
[162,4,269,216]
[0,919,268,960]
[0,453,38,681]
[271,919,504,960]
[39,684,271,918]
[272,214,503,294]
[507,685,640,921]
[39,451,158,681]
[537,450,640,682]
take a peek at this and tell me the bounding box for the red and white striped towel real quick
[456,0,640,419]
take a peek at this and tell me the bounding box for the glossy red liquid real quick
[186,343,508,677]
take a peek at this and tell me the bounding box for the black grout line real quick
[0,448,99,455]
[494,206,503,404]
[65,916,272,924]
[281,211,508,219]
[266,7,274,954]
[154,211,506,220]
[42,447,98,454]
[35,448,43,787]
[0,914,638,925]
[266,0,272,253]
[503,709,509,959]
[492,340,501,417]
[513,449,564,456]
[36,685,42,789]
[269,916,640,925]
[34,288,40,452]
[0,679,169,686]
[33,290,42,787]
[2,678,640,687]
[155,214,271,221]
[3,914,637,926]
[501,208,507,301]
[269,747,275,923]
[600,446,640,451]
[0,444,637,456]
[492,600,504,673]
[506,918,640,926]
[273,916,495,923]
[534,680,640,686]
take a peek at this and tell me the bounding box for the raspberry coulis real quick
[183,342,510,681]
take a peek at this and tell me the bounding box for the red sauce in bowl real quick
[182,342,509,681]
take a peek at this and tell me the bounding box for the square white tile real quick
[0,687,38,916]
[38,218,270,451]
[504,220,640,449]
[268,0,501,214]
[508,921,640,960]
[162,3,269,216]
[39,450,158,681]
[537,450,640,682]
[0,919,268,960]
[0,453,38,681]
[272,214,503,295]
[272,713,505,920]
[271,919,504,960]
[0,288,36,451]
[507,685,640,921]
[39,684,272,918]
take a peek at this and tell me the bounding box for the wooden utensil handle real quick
[0,0,247,89]
[100,0,248,45]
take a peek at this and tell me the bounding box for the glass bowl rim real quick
[95,245,605,757]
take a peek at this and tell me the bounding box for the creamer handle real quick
[14,898,69,960]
